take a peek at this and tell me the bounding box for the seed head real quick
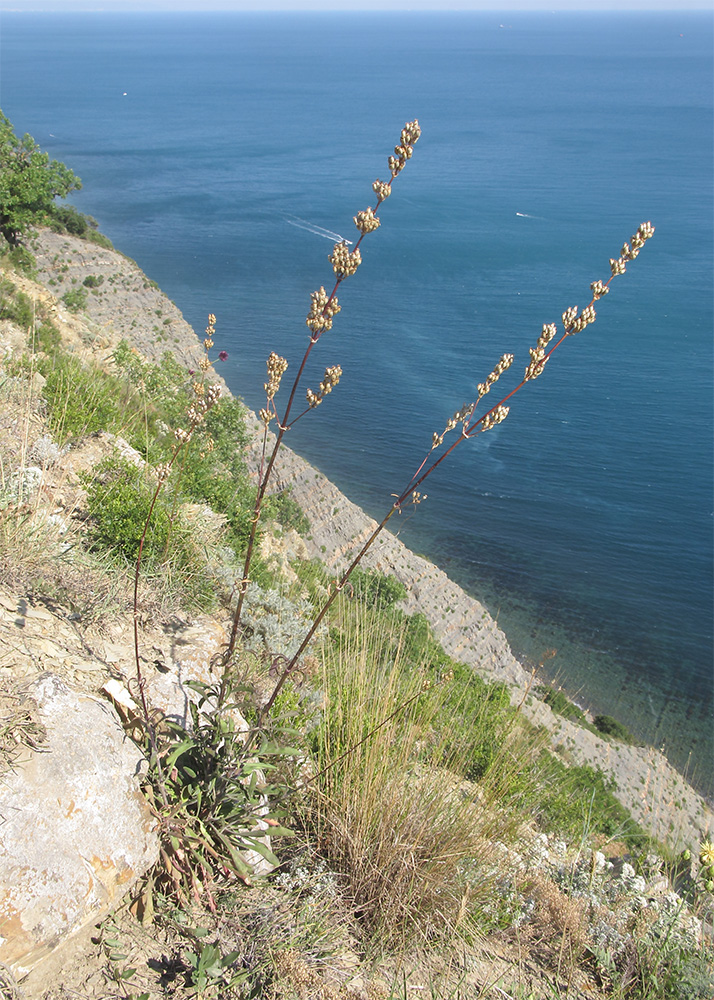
[610,258,627,277]
[175,427,192,444]
[388,155,405,177]
[401,120,421,145]
[206,383,222,406]
[187,399,208,426]
[306,287,341,335]
[330,242,361,278]
[700,841,714,868]
[562,306,578,330]
[433,400,476,448]
[524,345,547,382]
[621,241,639,261]
[154,462,172,483]
[354,207,380,235]
[590,280,609,300]
[307,364,343,408]
[372,179,391,203]
[566,304,597,335]
[537,323,557,349]
[320,364,342,395]
[479,353,514,395]
[265,352,288,399]
[482,405,509,432]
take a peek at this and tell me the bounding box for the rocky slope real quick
[1,226,713,998]
[18,226,711,850]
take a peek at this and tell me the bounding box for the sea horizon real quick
[1,9,712,794]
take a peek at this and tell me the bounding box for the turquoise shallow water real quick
[1,10,712,794]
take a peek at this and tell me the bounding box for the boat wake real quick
[285,214,353,244]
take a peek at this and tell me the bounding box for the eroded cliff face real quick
[4,228,713,851]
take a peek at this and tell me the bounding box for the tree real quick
[0,111,81,247]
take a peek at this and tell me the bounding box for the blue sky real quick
[1,0,712,9]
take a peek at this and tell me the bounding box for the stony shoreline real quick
[26,227,714,848]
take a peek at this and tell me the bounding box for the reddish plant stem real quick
[133,476,173,807]
[220,206,382,676]
[255,284,616,726]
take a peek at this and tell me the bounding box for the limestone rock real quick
[0,674,158,981]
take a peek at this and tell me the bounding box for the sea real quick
[1,10,712,798]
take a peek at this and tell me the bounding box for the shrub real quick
[31,320,62,354]
[0,111,81,246]
[351,567,407,610]
[0,282,33,329]
[82,455,216,609]
[84,228,113,249]
[49,204,88,237]
[268,489,310,536]
[527,754,646,849]
[61,286,88,313]
[593,713,636,744]
[40,353,121,441]
[540,683,589,724]
[83,456,173,564]
[0,242,36,275]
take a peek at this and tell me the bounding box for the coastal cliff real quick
[2,226,713,999]
[18,225,712,848]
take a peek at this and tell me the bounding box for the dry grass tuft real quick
[302,600,536,955]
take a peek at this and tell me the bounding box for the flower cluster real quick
[609,220,655,276]
[306,286,341,337]
[204,313,216,351]
[388,119,421,178]
[523,223,655,387]
[264,351,288,400]
[431,402,475,450]
[524,323,557,381]
[329,241,361,279]
[482,404,510,432]
[372,179,391,204]
[477,353,514,398]
[590,279,609,300]
[174,382,222,444]
[563,302,597,336]
[353,206,380,236]
[306,364,342,409]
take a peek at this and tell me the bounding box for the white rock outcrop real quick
[0,674,158,981]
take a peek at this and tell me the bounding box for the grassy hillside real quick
[0,115,712,999]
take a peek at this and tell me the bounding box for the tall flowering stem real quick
[220,121,422,682]
[132,316,224,801]
[256,222,656,721]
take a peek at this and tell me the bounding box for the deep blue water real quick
[1,11,712,795]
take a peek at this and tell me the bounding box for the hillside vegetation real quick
[0,114,712,1000]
